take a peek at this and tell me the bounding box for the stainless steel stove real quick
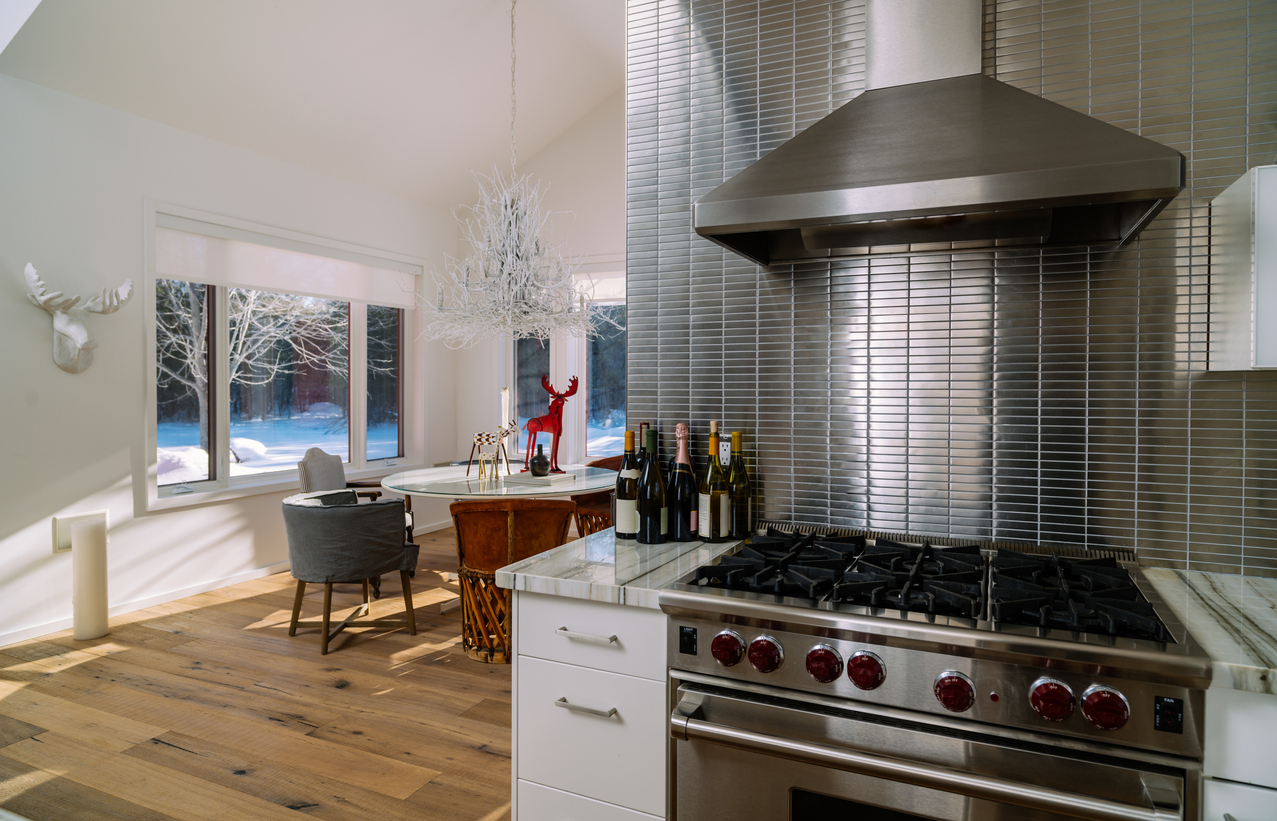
[661,524,1210,821]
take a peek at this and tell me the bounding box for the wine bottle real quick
[698,420,731,541]
[728,430,753,539]
[667,423,698,541]
[614,430,639,539]
[636,421,650,472]
[636,429,667,544]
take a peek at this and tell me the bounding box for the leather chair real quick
[570,455,623,536]
[281,490,418,655]
[450,499,576,663]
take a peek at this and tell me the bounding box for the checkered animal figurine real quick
[467,419,517,478]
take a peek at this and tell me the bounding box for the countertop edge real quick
[1142,567,1277,696]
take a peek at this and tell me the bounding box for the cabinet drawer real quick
[517,780,661,821]
[1203,778,1277,821]
[1205,687,1277,789]
[518,592,666,680]
[516,656,666,815]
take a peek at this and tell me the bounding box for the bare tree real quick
[155,282,350,455]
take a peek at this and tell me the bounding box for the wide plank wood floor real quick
[0,528,514,821]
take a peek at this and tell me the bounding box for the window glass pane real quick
[227,289,349,475]
[587,304,627,457]
[156,279,213,485]
[366,305,403,461]
[514,336,551,457]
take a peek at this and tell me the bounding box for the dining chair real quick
[569,455,623,536]
[450,498,576,663]
[297,447,414,597]
[281,490,418,655]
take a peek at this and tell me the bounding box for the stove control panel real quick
[666,614,1204,758]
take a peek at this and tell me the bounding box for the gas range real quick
[662,523,1211,760]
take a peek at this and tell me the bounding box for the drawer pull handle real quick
[556,697,618,719]
[556,626,618,645]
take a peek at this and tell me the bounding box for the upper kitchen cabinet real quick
[1210,165,1277,371]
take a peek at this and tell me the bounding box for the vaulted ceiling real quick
[0,0,625,209]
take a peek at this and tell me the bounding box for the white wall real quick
[451,89,625,460]
[0,74,458,647]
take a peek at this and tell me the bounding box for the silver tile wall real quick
[626,0,1277,575]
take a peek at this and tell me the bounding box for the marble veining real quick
[495,528,742,609]
[1143,568,1277,695]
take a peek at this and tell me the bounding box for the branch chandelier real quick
[422,0,608,349]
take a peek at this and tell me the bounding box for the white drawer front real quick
[517,656,666,815]
[518,780,662,821]
[518,592,666,680]
[1205,687,1277,789]
[1203,777,1277,821]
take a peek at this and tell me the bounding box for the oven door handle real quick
[671,713,1181,821]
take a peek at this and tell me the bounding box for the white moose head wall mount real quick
[24,263,133,374]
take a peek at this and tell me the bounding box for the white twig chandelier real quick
[422,0,604,349]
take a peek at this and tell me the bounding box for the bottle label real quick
[689,508,698,533]
[620,468,640,480]
[698,494,711,539]
[615,499,638,536]
[660,507,668,535]
[718,495,731,538]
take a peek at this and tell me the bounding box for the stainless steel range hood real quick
[692,1,1186,267]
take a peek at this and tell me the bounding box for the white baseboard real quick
[413,517,453,536]
[0,559,292,651]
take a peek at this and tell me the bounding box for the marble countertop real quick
[495,528,742,609]
[1143,568,1277,695]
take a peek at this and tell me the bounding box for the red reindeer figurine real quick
[523,375,578,473]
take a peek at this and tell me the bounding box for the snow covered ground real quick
[157,415,399,485]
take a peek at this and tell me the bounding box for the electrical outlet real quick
[52,510,109,554]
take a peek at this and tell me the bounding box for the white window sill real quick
[145,461,427,512]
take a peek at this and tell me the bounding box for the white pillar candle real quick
[71,519,109,640]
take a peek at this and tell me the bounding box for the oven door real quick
[670,679,1192,821]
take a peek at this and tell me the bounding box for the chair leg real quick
[370,575,381,599]
[321,582,333,655]
[289,580,306,636]
[401,569,417,636]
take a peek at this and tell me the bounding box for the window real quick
[511,271,625,465]
[145,204,421,507]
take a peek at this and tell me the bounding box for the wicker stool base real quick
[459,568,511,664]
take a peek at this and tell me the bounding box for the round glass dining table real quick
[381,464,617,500]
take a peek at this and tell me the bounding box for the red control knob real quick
[805,645,843,683]
[710,630,745,667]
[1029,677,1075,722]
[747,636,784,673]
[847,651,886,690]
[934,671,976,712]
[1081,685,1130,731]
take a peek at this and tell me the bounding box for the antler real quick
[24,264,81,314]
[84,280,134,315]
[541,374,554,395]
[562,376,579,397]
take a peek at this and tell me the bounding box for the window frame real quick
[505,266,625,468]
[142,201,425,511]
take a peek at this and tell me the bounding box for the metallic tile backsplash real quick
[626,0,1277,575]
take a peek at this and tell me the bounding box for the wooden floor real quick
[0,528,514,821]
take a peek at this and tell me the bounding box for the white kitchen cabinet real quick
[1204,687,1277,790]
[511,591,669,820]
[1210,164,1277,370]
[517,780,662,820]
[1202,778,1277,821]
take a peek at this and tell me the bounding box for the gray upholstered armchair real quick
[281,489,419,654]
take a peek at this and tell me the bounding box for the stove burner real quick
[989,550,1171,642]
[690,533,1175,644]
[694,530,986,620]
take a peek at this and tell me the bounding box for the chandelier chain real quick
[510,0,517,173]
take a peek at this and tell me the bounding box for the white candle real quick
[72,519,109,640]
